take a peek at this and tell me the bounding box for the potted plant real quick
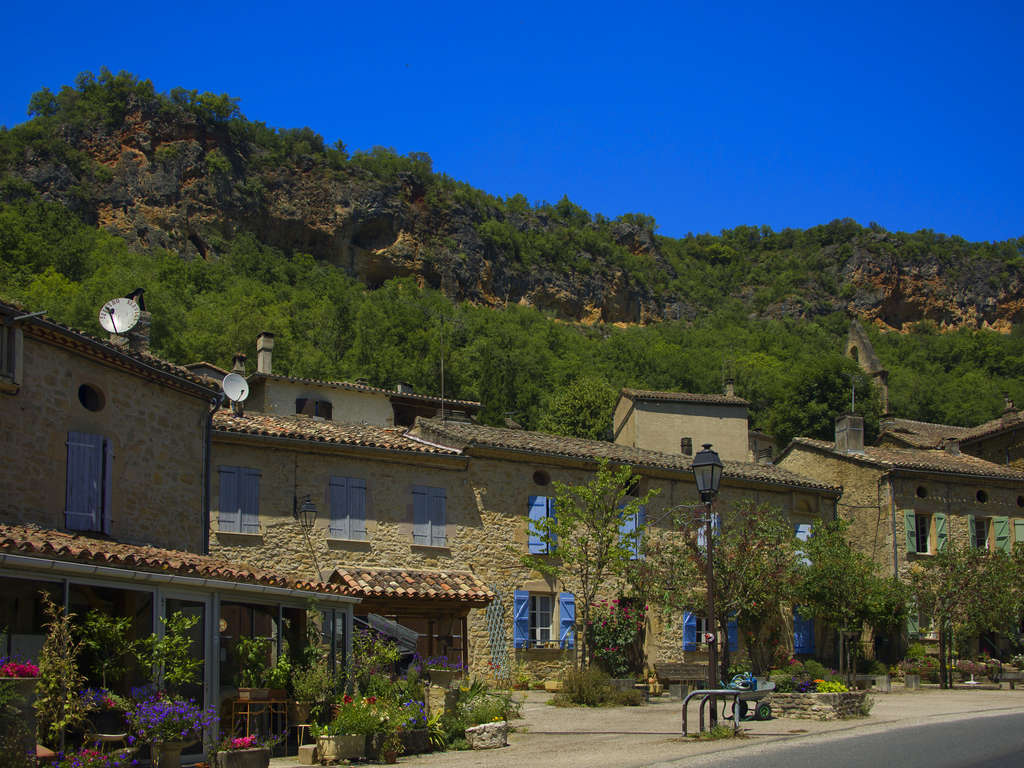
[80,687,129,736]
[289,664,331,724]
[213,734,273,768]
[126,695,218,768]
[262,654,291,700]
[415,654,465,688]
[55,747,136,767]
[396,699,430,754]
[1,656,40,758]
[313,694,380,762]
[234,636,272,700]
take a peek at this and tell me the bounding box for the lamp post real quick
[692,443,723,721]
[294,494,322,579]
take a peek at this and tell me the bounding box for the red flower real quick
[343,694,353,704]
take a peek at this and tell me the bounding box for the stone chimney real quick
[724,378,735,397]
[942,437,961,455]
[256,332,274,375]
[127,311,152,354]
[1002,396,1017,422]
[835,413,864,454]
[395,382,414,394]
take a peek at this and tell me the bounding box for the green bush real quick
[815,680,849,693]
[553,667,614,707]
[803,660,829,679]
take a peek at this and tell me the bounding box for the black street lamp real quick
[691,444,723,720]
[294,494,321,579]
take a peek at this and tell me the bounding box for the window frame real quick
[529,594,553,647]
[973,516,990,551]
[914,513,931,554]
[412,485,447,547]
[216,465,261,534]
[328,476,367,540]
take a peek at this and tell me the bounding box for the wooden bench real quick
[1000,670,1024,690]
[654,662,709,688]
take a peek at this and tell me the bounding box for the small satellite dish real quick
[221,373,249,402]
[99,297,141,334]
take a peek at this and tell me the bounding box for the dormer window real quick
[296,398,333,420]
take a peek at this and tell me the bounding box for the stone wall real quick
[0,332,209,551]
[767,691,868,720]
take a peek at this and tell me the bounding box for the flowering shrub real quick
[588,599,645,678]
[899,655,939,682]
[80,688,129,711]
[0,659,39,677]
[228,735,258,750]
[319,695,384,736]
[795,679,818,693]
[397,699,427,731]
[56,748,136,768]
[125,696,218,744]
[815,680,849,693]
[412,654,465,672]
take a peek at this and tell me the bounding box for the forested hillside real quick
[2,70,1024,446]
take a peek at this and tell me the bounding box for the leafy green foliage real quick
[137,611,203,695]
[34,593,89,750]
[76,611,137,690]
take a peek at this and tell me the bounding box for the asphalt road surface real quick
[656,711,1024,768]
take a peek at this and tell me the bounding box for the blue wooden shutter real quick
[934,513,948,552]
[618,503,634,549]
[217,466,240,532]
[634,506,646,558]
[994,516,1010,553]
[349,478,367,540]
[712,512,721,538]
[66,432,103,531]
[682,611,697,651]
[795,523,812,565]
[727,617,738,653]
[513,590,529,648]
[903,510,917,553]
[559,593,575,649]
[528,495,548,553]
[413,486,429,544]
[429,487,446,546]
[794,608,814,654]
[240,469,260,533]
[329,477,349,539]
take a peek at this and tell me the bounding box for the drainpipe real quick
[888,474,898,578]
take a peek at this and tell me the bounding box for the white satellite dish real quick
[99,297,141,334]
[221,373,249,402]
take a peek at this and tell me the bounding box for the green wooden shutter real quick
[968,514,977,549]
[903,510,917,553]
[907,610,920,638]
[994,516,1010,553]
[934,513,948,552]
[1015,519,1024,544]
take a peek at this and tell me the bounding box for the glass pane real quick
[68,583,153,696]
[0,577,63,663]
[166,598,205,706]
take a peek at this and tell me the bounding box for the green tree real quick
[77,610,137,689]
[34,593,89,750]
[138,611,203,695]
[536,377,616,440]
[522,460,659,668]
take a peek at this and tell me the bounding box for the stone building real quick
[208,394,840,680]
[778,413,1024,658]
[0,300,357,754]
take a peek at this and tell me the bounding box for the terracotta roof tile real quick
[413,419,839,493]
[878,418,971,448]
[621,388,750,406]
[330,566,494,603]
[249,373,481,409]
[788,437,1024,480]
[213,411,462,455]
[0,523,353,597]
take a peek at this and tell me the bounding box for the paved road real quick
[652,711,1024,768]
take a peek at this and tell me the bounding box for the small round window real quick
[976,490,989,503]
[1017,496,1024,508]
[916,486,928,499]
[78,384,105,412]
[533,470,551,486]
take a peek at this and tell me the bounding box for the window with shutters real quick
[528,496,556,554]
[329,476,367,540]
[973,517,990,550]
[65,431,112,534]
[529,595,552,646]
[618,505,646,559]
[217,466,261,534]
[0,323,22,392]
[412,486,446,547]
[513,590,575,649]
[914,513,931,553]
[682,610,736,652]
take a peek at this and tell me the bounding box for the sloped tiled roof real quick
[878,418,971,449]
[620,388,750,407]
[960,410,1024,444]
[414,419,839,493]
[0,523,353,597]
[330,566,494,603]
[0,300,216,396]
[785,437,1024,481]
[212,411,462,455]
[249,373,481,409]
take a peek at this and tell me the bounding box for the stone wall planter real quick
[465,721,510,749]
[425,669,463,688]
[317,733,366,762]
[216,747,270,768]
[767,691,868,720]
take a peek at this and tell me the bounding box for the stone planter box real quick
[217,747,270,768]
[465,721,510,749]
[400,728,431,754]
[425,669,463,688]
[767,691,868,720]
[318,733,366,762]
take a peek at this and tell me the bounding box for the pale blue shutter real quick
[559,593,575,649]
[240,469,260,533]
[413,486,429,544]
[349,478,367,540]
[101,438,113,535]
[618,503,635,552]
[904,510,917,553]
[1015,520,1024,544]
[994,516,1010,553]
[712,512,721,537]
[633,506,646,558]
[329,477,349,539]
[528,495,548,554]
[727,617,738,653]
[66,432,103,531]
[682,611,697,651]
[513,590,529,648]
[795,523,812,565]
[217,466,240,532]
[794,608,814,654]
[934,513,948,552]
[429,487,446,546]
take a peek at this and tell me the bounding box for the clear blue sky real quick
[4,1,1022,242]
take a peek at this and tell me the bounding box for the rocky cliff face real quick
[7,89,1023,330]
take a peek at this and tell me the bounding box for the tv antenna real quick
[221,373,249,403]
[98,296,141,335]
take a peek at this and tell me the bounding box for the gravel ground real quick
[271,685,1024,768]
